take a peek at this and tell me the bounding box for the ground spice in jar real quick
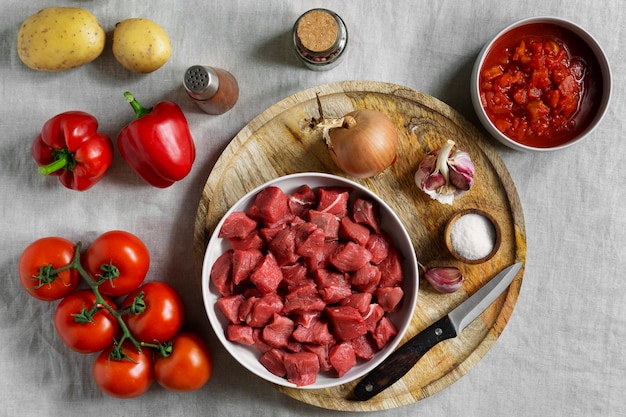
[292,8,348,70]
[450,212,497,261]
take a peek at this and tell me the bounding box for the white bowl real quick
[201,172,418,389]
[471,16,612,152]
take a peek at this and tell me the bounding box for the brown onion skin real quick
[328,109,398,178]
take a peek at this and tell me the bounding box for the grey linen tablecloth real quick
[1,1,624,416]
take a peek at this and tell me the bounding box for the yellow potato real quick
[17,7,105,71]
[112,18,171,73]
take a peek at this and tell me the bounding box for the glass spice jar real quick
[183,65,239,115]
[292,8,348,71]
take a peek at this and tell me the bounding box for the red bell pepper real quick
[117,92,196,188]
[32,111,114,191]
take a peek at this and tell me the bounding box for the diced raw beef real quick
[289,184,317,217]
[362,303,385,333]
[296,227,326,258]
[339,292,372,315]
[372,317,398,350]
[229,230,266,251]
[351,264,382,294]
[304,240,339,271]
[317,186,351,217]
[312,269,352,304]
[375,286,404,313]
[252,328,272,353]
[247,293,284,327]
[226,324,255,345]
[219,212,258,239]
[268,227,299,266]
[262,313,294,348]
[249,186,291,226]
[249,253,283,294]
[291,311,320,328]
[330,241,372,272]
[259,225,284,243]
[210,250,233,296]
[283,281,326,314]
[365,233,391,265]
[325,306,368,341]
[232,249,263,285]
[286,341,303,353]
[351,335,377,360]
[303,343,333,372]
[259,348,287,377]
[339,216,371,246]
[292,318,335,345]
[216,294,245,324]
[284,352,320,386]
[379,248,404,287]
[308,210,340,239]
[329,342,356,377]
[238,295,259,323]
[352,197,381,233]
[280,262,308,289]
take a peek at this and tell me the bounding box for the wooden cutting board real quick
[193,81,526,411]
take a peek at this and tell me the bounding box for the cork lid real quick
[296,10,339,53]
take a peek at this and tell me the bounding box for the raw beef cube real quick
[280,262,308,290]
[296,227,326,258]
[259,225,284,243]
[330,241,372,272]
[379,248,404,287]
[372,317,398,350]
[304,240,339,271]
[210,250,233,296]
[317,186,351,217]
[268,227,299,266]
[362,303,385,333]
[351,335,377,360]
[352,197,381,233]
[259,348,287,377]
[216,294,245,324]
[229,230,266,251]
[247,293,284,327]
[219,212,258,239]
[329,342,357,377]
[262,313,295,348]
[283,281,326,314]
[365,233,391,265]
[325,306,368,341]
[291,311,320,328]
[249,186,291,226]
[375,286,404,313]
[284,352,320,386]
[226,324,255,345]
[308,210,340,239]
[289,184,317,217]
[286,341,303,353]
[303,344,332,372]
[351,264,382,294]
[252,328,272,353]
[292,318,335,345]
[312,269,352,304]
[339,292,372,315]
[237,295,259,323]
[339,216,371,246]
[249,253,284,294]
[232,249,263,285]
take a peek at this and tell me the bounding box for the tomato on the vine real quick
[154,332,213,392]
[120,281,184,343]
[18,237,80,301]
[84,230,150,297]
[93,341,154,399]
[54,289,120,353]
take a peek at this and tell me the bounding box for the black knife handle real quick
[353,315,457,401]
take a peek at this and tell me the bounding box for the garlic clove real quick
[424,266,464,293]
[448,149,475,191]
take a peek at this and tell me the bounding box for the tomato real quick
[54,289,120,353]
[93,341,154,399]
[120,281,184,343]
[84,230,150,297]
[18,237,80,301]
[154,332,213,392]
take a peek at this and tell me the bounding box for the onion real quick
[311,95,398,178]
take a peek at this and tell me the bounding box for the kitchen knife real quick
[353,262,523,401]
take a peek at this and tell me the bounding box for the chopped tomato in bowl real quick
[471,17,611,151]
[201,172,418,389]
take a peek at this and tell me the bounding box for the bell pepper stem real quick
[124,91,153,119]
[38,154,68,176]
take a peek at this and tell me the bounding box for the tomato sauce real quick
[479,23,603,148]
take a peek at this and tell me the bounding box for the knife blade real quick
[353,262,523,401]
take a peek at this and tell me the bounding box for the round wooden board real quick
[193,81,527,411]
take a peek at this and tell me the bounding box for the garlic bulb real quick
[415,139,475,205]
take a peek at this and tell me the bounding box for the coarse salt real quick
[450,213,496,260]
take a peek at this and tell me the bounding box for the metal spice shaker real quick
[183,65,239,115]
[292,9,348,71]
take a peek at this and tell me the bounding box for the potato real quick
[17,7,105,71]
[112,18,171,73]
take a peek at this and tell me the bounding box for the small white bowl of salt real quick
[444,209,501,264]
